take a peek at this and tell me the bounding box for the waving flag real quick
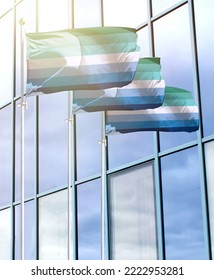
[73,57,165,112]
[26,27,140,95]
[106,87,199,134]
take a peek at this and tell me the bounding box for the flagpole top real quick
[19,18,25,26]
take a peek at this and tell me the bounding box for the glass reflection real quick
[0,208,11,260]
[0,0,13,17]
[39,93,68,193]
[15,201,36,259]
[15,98,35,201]
[15,0,36,98]
[108,132,154,170]
[103,0,147,28]
[161,147,206,259]
[137,27,150,58]
[38,0,70,31]
[152,0,180,16]
[153,5,197,151]
[194,0,214,136]
[109,163,157,259]
[205,141,214,256]
[0,106,12,207]
[74,0,101,28]
[0,11,13,107]
[77,179,101,259]
[76,112,101,180]
[39,190,68,260]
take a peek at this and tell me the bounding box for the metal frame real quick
[0,0,213,260]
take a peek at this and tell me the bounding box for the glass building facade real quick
[0,0,213,260]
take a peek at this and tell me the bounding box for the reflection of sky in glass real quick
[205,141,214,256]
[15,98,35,200]
[38,0,70,31]
[77,179,101,259]
[103,0,147,27]
[194,0,214,136]
[0,12,13,107]
[15,201,36,259]
[74,0,101,28]
[152,0,181,16]
[161,147,206,259]
[0,208,11,260]
[109,164,157,259]
[0,106,12,206]
[39,93,68,193]
[39,190,68,260]
[76,112,101,180]
[15,0,36,98]
[154,5,197,151]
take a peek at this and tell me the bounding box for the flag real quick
[26,27,140,95]
[106,87,199,134]
[73,57,165,112]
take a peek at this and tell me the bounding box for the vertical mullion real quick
[148,0,165,260]
[11,2,15,260]
[35,0,39,260]
[188,0,212,260]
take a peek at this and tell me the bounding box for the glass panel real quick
[108,132,154,170]
[15,0,36,98]
[77,179,101,259]
[109,163,157,259]
[194,0,214,136]
[0,208,11,260]
[15,98,35,201]
[152,0,180,16]
[161,148,206,259]
[74,0,101,28]
[38,0,70,31]
[39,190,68,259]
[39,93,68,193]
[137,27,150,57]
[153,5,197,151]
[0,0,13,17]
[205,141,214,257]
[103,0,147,27]
[0,12,13,107]
[0,106,12,207]
[15,201,36,259]
[76,112,101,180]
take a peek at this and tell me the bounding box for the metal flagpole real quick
[100,112,109,260]
[67,93,73,260]
[19,18,26,260]
[100,0,109,261]
[67,0,77,260]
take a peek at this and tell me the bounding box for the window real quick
[205,141,214,256]
[39,190,69,259]
[109,163,157,259]
[161,148,206,259]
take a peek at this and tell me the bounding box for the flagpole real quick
[67,0,77,260]
[19,18,26,261]
[100,112,109,260]
[67,93,72,260]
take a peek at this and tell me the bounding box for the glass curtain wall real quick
[0,0,213,260]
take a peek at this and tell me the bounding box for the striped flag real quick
[26,27,140,95]
[73,57,165,112]
[106,87,199,134]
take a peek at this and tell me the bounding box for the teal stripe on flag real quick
[106,86,199,134]
[73,57,165,111]
[26,27,139,95]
